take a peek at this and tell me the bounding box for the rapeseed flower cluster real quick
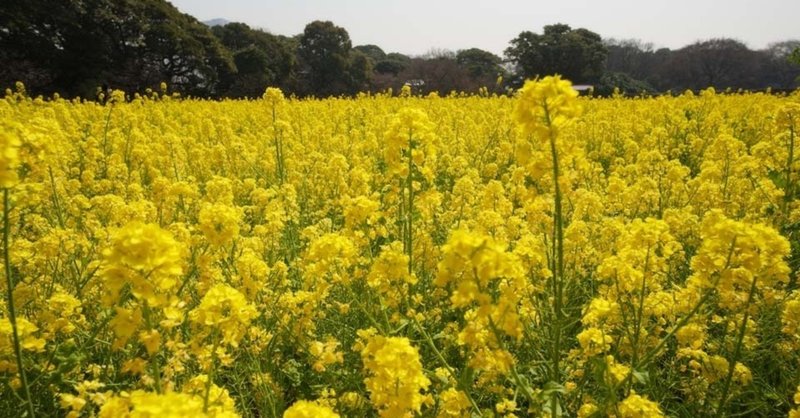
[101,222,184,308]
[1,82,800,417]
[356,329,431,417]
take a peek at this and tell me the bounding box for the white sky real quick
[170,0,799,56]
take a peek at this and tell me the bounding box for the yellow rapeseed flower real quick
[100,222,184,308]
[189,283,257,347]
[617,392,664,418]
[0,124,21,187]
[283,400,340,418]
[513,75,581,141]
[357,329,431,417]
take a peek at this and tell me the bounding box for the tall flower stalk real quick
[383,108,435,275]
[1,128,34,416]
[265,87,286,184]
[513,75,581,416]
[778,103,800,227]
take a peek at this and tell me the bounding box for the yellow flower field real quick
[2,79,800,417]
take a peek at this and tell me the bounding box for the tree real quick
[353,45,386,64]
[791,47,800,87]
[664,38,761,90]
[792,47,800,66]
[297,20,352,96]
[0,0,235,97]
[211,23,295,97]
[595,72,655,96]
[604,39,656,80]
[0,0,78,93]
[456,48,503,79]
[396,57,473,95]
[133,2,235,96]
[422,48,457,60]
[375,53,411,76]
[762,41,800,89]
[347,50,373,94]
[212,22,257,52]
[505,24,607,85]
[387,53,411,63]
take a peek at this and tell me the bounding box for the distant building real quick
[572,84,594,96]
[404,79,425,88]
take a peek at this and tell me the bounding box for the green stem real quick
[544,100,564,418]
[406,127,414,274]
[204,335,221,413]
[272,104,284,184]
[485,317,539,409]
[142,303,163,394]
[413,320,481,414]
[627,247,651,394]
[347,286,389,334]
[784,125,795,220]
[4,189,35,417]
[636,237,737,369]
[101,104,114,174]
[715,275,758,418]
[47,167,65,228]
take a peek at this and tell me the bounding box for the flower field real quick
[2,79,800,417]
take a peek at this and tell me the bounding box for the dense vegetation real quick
[1,0,799,98]
[1,79,800,417]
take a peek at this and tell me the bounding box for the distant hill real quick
[203,18,230,27]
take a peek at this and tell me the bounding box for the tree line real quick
[1,0,798,98]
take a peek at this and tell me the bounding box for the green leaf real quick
[633,370,649,384]
[542,380,566,396]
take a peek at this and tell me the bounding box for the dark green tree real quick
[505,24,607,84]
[211,22,295,97]
[790,46,800,85]
[375,53,411,76]
[132,1,235,95]
[0,0,234,97]
[456,48,503,79]
[297,20,353,96]
[211,22,255,51]
[353,44,386,64]
[792,47,800,65]
[595,72,655,96]
[348,50,373,93]
[0,0,82,93]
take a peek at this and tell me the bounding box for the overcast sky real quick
[170,0,799,56]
